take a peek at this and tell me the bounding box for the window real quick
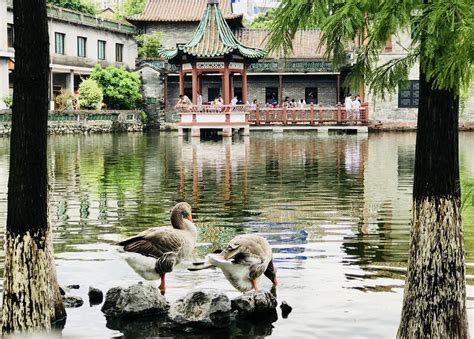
[305,88,318,104]
[115,43,123,62]
[265,87,278,104]
[98,40,106,60]
[77,37,87,57]
[208,88,220,102]
[398,80,419,108]
[55,32,65,55]
[7,24,14,48]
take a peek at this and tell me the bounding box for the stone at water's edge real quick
[101,282,169,317]
[64,295,84,308]
[280,301,293,319]
[88,286,104,306]
[231,291,278,318]
[168,289,231,328]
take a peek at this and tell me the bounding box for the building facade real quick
[231,0,279,19]
[0,0,137,109]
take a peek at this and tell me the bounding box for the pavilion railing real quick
[176,103,369,125]
[248,103,369,125]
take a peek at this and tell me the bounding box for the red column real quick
[179,67,184,96]
[192,63,198,105]
[336,74,341,104]
[163,75,168,110]
[242,64,248,103]
[223,63,230,104]
[278,75,283,104]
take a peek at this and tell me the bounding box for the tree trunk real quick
[1,0,66,334]
[397,69,469,338]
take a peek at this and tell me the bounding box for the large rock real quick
[168,289,231,328]
[63,295,84,308]
[231,291,278,319]
[101,282,169,317]
[88,286,104,306]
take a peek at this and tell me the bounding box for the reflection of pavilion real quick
[158,0,265,138]
[177,137,250,207]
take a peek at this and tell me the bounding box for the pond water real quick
[0,132,473,338]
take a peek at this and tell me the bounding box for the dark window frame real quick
[305,87,318,104]
[98,40,106,60]
[398,80,419,108]
[55,32,65,55]
[7,24,14,48]
[77,36,87,58]
[115,43,124,62]
[265,87,278,104]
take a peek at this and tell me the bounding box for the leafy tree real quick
[119,0,146,16]
[248,8,277,29]
[90,65,142,109]
[136,32,163,59]
[47,0,96,14]
[268,0,473,338]
[2,95,12,108]
[2,0,65,334]
[78,78,103,109]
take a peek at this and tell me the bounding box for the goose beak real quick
[187,214,193,222]
[273,277,278,286]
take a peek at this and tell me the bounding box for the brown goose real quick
[117,202,196,291]
[205,234,277,292]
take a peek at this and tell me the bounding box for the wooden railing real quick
[176,104,250,113]
[248,103,369,125]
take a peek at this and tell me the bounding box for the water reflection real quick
[0,132,472,337]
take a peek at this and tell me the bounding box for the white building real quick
[231,0,279,19]
[0,0,137,109]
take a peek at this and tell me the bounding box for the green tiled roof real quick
[158,0,265,60]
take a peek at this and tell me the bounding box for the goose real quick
[116,202,196,291]
[194,234,277,293]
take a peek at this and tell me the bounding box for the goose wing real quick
[117,228,185,259]
[221,235,271,279]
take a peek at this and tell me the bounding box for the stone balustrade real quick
[0,110,143,136]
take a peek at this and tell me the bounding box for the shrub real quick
[55,90,75,110]
[78,79,103,110]
[90,65,142,109]
[136,32,162,59]
[47,0,96,14]
[2,95,12,108]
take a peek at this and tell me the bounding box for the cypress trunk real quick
[397,68,469,338]
[1,0,66,334]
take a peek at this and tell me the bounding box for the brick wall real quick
[142,22,199,49]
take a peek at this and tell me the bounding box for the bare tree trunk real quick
[397,69,469,338]
[1,0,66,334]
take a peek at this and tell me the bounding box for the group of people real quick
[176,92,250,112]
[344,93,361,121]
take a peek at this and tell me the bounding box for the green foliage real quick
[136,32,163,59]
[268,0,474,97]
[119,0,146,16]
[2,95,12,108]
[78,79,103,110]
[90,65,142,109]
[55,90,75,111]
[248,8,277,29]
[47,0,96,14]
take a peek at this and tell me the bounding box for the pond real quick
[0,131,473,338]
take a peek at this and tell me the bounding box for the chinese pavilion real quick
[157,0,266,105]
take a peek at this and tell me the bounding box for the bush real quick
[2,95,12,108]
[90,65,142,109]
[78,79,103,110]
[55,90,75,110]
[47,0,96,14]
[136,32,162,59]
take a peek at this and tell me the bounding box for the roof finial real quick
[207,0,219,5]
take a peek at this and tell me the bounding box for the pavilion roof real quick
[127,0,242,22]
[158,0,266,60]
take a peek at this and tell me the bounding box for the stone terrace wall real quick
[0,110,143,136]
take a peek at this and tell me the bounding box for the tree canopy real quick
[47,0,96,14]
[268,0,474,97]
[90,65,142,109]
[248,8,277,29]
[118,0,146,16]
[136,32,163,59]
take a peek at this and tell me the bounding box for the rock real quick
[101,282,169,317]
[63,295,84,308]
[280,301,293,318]
[231,291,278,319]
[168,289,231,328]
[88,286,104,306]
[66,284,80,290]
